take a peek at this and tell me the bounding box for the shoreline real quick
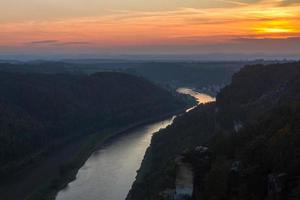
[26,107,189,200]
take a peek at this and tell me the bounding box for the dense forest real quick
[0,71,187,178]
[127,62,300,200]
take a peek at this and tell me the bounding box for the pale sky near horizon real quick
[1,0,300,56]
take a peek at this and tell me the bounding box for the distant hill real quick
[127,62,300,200]
[124,62,242,88]
[0,60,277,89]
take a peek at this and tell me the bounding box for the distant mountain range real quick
[0,60,283,89]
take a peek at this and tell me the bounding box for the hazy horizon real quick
[0,53,299,62]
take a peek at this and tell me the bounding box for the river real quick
[56,88,215,200]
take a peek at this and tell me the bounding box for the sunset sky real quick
[1,0,300,57]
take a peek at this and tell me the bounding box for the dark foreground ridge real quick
[127,62,300,200]
[0,71,189,200]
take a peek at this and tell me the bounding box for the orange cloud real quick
[0,0,299,54]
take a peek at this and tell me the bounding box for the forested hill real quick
[127,62,300,200]
[0,72,187,175]
[217,62,300,127]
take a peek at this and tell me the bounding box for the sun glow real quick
[260,27,293,33]
[254,20,296,35]
[1,0,300,54]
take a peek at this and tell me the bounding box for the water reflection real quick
[177,87,215,112]
[177,87,216,105]
[56,117,175,200]
[56,88,214,200]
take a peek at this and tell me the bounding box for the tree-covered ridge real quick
[0,72,186,173]
[217,62,300,127]
[218,63,300,106]
[127,62,300,200]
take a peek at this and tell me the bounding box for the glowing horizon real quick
[1,0,300,56]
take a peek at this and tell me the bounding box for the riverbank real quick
[8,107,188,200]
[126,90,216,200]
